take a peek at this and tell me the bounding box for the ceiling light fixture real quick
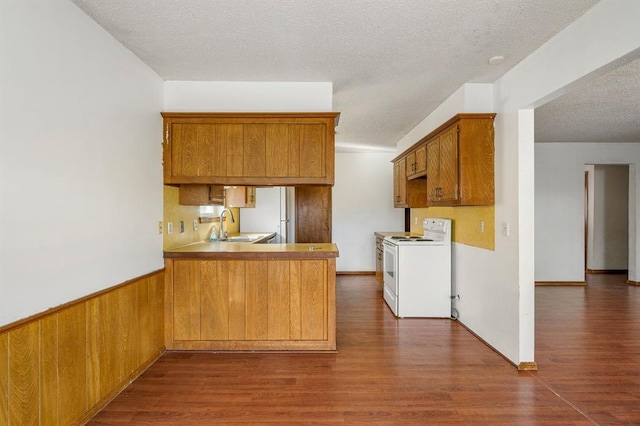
[488,55,505,65]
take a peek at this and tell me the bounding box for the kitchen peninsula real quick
[164,236,338,351]
[162,112,340,352]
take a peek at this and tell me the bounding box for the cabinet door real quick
[295,186,332,243]
[426,138,440,202]
[225,124,244,177]
[290,124,325,178]
[198,124,228,177]
[173,261,201,341]
[265,124,290,177]
[375,237,383,285]
[225,186,255,208]
[438,125,459,201]
[170,124,199,177]
[179,185,224,205]
[298,260,327,340]
[243,124,266,177]
[246,187,256,207]
[393,158,407,207]
[170,123,238,178]
[415,145,427,175]
[406,151,416,176]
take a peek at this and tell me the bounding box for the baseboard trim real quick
[0,268,165,334]
[336,271,375,275]
[535,281,585,286]
[458,320,537,370]
[627,280,640,286]
[586,269,628,274]
[518,362,539,371]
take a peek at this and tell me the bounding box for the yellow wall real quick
[411,206,495,250]
[163,186,239,249]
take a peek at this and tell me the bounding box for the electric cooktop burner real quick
[390,236,434,242]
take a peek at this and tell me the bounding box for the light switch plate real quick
[167,222,173,234]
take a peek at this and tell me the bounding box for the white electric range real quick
[382,218,452,318]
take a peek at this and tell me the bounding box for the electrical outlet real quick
[501,222,510,237]
[158,221,163,234]
[179,221,185,233]
[193,220,199,231]
[414,217,418,225]
[167,222,173,235]
[479,220,484,233]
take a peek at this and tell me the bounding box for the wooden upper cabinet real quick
[393,157,408,207]
[415,145,427,176]
[407,144,427,179]
[394,113,495,208]
[426,137,440,204]
[426,115,495,206]
[225,186,256,208]
[179,184,225,206]
[427,126,459,203]
[162,112,339,185]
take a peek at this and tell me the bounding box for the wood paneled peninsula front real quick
[164,240,338,352]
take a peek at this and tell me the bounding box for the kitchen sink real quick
[220,234,263,242]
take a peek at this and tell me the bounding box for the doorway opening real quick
[584,164,630,277]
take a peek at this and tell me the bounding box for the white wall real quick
[0,0,165,326]
[397,0,640,365]
[164,81,333,111]
[396,84,493,153]
[536,144,639,281]
[333,152,404,272]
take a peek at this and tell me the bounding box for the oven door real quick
[382,240,399,315]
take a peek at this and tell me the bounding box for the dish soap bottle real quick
[209,226,218,242]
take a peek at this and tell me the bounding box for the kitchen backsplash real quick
[411,206,495,250]
[163,185,239,249]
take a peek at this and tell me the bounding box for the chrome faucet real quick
[219,208,235,240]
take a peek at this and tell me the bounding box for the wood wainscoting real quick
[0,269,165,425]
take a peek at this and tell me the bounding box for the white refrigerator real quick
[239,187,295,243]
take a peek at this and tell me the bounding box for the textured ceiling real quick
[535,58,640,143]
[70,0,628,150]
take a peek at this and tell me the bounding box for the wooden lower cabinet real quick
[375,235,383,286]
[165,257,336,351]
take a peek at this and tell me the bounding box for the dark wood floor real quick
[90,274,639,425]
